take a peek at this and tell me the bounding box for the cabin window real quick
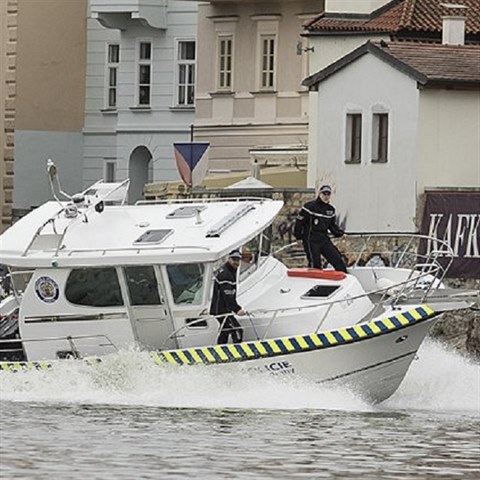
[302,285,340,298]
[260,226,272,257]
[8,269,34,296]
[239,238,259,277]
[166,263,204,305]
[124,266,162,306]
[239,229,272,279]
[65,268,124,307]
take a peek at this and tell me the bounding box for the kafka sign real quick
[419,191,480,279]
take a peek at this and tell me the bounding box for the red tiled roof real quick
[375,41,480,83]
[306,0,480,35]
[302,41,480,88]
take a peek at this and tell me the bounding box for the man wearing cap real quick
[210,249,246,344]
[293,185,347,272]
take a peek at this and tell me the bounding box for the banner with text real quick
[419,191,480,279]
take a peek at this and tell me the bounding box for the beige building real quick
[1,0,87,227]
[193,0,323,174]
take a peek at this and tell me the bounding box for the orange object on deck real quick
[287,268,346,281]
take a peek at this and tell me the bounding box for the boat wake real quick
[383,340,480,415]
[0,341,478,414]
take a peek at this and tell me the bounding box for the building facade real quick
[12,0,87,214]
[1,0,17,232]
[84,0,198,203]
[192,0,323,174]
[304,41,480,232]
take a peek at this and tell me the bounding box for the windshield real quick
[166,263,205,305]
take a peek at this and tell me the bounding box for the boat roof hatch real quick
[134,229,173,245]
[167,205,207,219]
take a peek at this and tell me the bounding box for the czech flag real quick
[174,142,210,188]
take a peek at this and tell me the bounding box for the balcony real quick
[90,0,167,30]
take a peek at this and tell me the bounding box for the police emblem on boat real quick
[35,276,60,303]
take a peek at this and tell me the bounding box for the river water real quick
[1,341,479,479]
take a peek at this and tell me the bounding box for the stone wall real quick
[430,279,480,362]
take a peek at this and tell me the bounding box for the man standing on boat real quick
[294,185,347,272]
[210,249,246,344]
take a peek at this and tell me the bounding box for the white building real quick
[303,40,480,232]
[84,0,198,202]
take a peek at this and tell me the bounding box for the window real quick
[106,44,119,108]
[105,161,116,182]
[372,113,389,163]
[166,263,204,305]
[137,41,152,106]
[302,285,340,298]
[176,40,196,106]
[345,114,362,163]
[65,268,123,307]
[124,266,162,306]
[217,36,233,90]
[260,35,276,90]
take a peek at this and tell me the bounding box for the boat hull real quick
[151,307,438,403]
[233,318,435,403]
[0,305,438,403]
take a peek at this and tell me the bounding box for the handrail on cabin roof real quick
[135,196,274,205]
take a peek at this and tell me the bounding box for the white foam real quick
[0,350,370,412]
[383,340,480,415]
[1,342,478,414]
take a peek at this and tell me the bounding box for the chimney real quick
[441,3,468,45]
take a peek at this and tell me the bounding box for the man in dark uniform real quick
[293,185,347,272]
[210,249,246,344]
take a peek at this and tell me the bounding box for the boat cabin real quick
[0,192,284,360]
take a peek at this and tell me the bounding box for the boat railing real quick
[22,178,131,258]
[136,196,274,206]
[162,266,444,346]
[275,232,453,299]
[61,245,212,257]
[344,232,453,301]
[345,232,453,266]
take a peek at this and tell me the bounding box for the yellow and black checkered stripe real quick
[0,360,53,373]
[150,305,436,366]
[0,356,101,373]
[0,305,435,372]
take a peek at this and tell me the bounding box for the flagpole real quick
[188,124,194,196]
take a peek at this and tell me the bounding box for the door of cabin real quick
[122,265,177,350]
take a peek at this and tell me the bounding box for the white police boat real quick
[0,162,477,403]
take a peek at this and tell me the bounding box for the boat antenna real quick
[47,159,72,203]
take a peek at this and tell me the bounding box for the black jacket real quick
[210,263,241,316]
[294,197,344,244]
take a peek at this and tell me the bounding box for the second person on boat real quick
[210,249,246,344]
